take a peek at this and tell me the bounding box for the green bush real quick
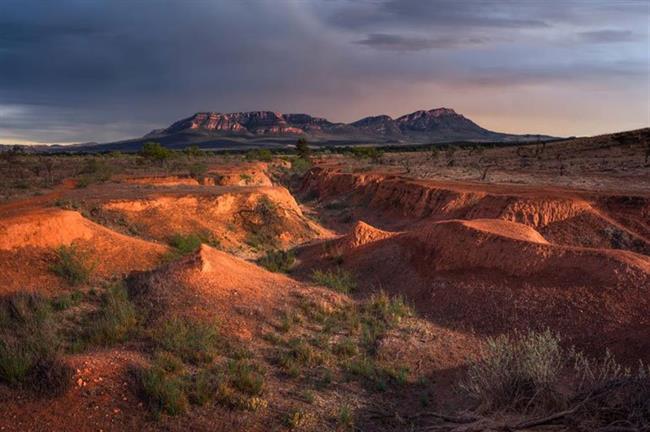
[76,158,113,188]
[165,231,220,260]
[140,142,172,163]
[362,290,412,327]
[136,366,188,417]
[168,233,202,254]
[187,162,208,179]
[460,329,564,411]
[290,157,312,175]
[257,249,295,273]
[0,293,72,395]
[243,197,283,250]
[350,147,384,161]
[51,291,84,311]
[183,145,202,158]
[245,149,273,162]
[227,359,265,396]
[85,283,138,346]
[50,245,93,285]
[154,318,220,365]
[311,267,356,293]
[187,370,217,406]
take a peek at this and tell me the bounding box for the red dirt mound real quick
[0,208,167,294]
[102,186,328,253]
[340,220,395,250]
[208,162,273,187]
[302,217,650,360]
[127,245,339,339]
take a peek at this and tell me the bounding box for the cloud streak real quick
[355,33,487,51]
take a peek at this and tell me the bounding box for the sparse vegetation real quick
[153,317,220,365]
[140,141,173,164]
[50,244,93,285]
[245,148,273,162]
[0,293,73,395]
[51,290,84,311]
[460,329,564,411]
[76,158,113,188]
[242,196,283,250]
[187,161,208,179]
[165,231,221,260]
[136,365,188,417]
[311,267,356,293]
[290,157,312,175]
[85,283,138,346]
[257,249,295,273]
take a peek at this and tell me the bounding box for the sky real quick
[0,0,648,144]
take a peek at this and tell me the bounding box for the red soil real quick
[0,349,148,432]
[0,208,166,294]
[102,185,328,252]
[127,245,341,339]
[301,217,649,360]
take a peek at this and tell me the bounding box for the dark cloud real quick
[578,29,639,43]
[355,33,487,51]
[0,0,648,143]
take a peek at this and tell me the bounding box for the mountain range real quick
[3,108,557,153]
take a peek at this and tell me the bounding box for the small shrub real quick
[245,149,273,162]
[164,231,220,261]
[187,162,208,179]
[76,159,113,187]
[154,318,220,365]
[153,351,184,374]
[227,360,265,396]
[186,370,217,406]
[51,291,84,311]
[363,290,412,327]
[257,249,295,273]
[140,142,172,164]
[337,404,355,430]
[290,157,312,176]
[85,283,137,346]
[460,329,565,412]
[285,408,314,430]
[26,356,74,396]
[0,293,72,395]
[50,245,93,285]
[242,197,283,250]
[136,366,188,416]
[332,337,358,358]
[168,233,202,255]
[311,268,356,293]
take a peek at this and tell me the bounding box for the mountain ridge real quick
[2,107,560,153]
[145,107,556,145]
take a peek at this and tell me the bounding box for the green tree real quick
[141,142,172,164]
[296,138,310,160]
[184,145,201,158]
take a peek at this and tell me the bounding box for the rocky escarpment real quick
[160,108,553,143]
[300,167,650,254]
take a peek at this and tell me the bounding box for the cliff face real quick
[162,107,524,142]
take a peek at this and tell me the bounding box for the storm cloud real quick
[0,0,648,144]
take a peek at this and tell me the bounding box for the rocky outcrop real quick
[161,108,553,143]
